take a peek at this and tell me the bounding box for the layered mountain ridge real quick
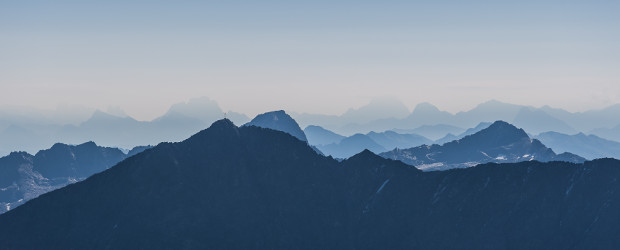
[1,119,619,249]
[380,121,585,171]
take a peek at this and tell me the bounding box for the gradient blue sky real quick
[2,1,619,120]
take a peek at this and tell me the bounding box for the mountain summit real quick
[380,121,585,171]
[244,110,308,142]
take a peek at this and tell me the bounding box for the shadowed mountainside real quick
[0,119,618,249]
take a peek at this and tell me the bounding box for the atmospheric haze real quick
[1,1,619,120]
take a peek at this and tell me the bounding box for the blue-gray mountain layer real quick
[0,119,618,249]
[380,121,585,171]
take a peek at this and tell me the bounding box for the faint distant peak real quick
[341,98,410,120]
[163,96,224,123]
[88,110,124,120]
[105,106,128,117]
[474,100,520,110]
[412,102,440,113]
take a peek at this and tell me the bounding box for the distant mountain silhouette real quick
[0,125,48,157]
[434,122,492,145]
[340,98,410,124]
[293,99,410,134]
[453,100,524,127]
[0,142,150,213]
[296,100,620,138]
[512,107,576,135]
[317,134,386,159]
[536,132,620,160]
[308,127,432,158]
[394,124,464,141]
[127,145,154,157]
[381,121,585,171]
[3,99,620,156]
[404,102,454,126]
[304,125,345,145]
[244,110,308,142]
[366,131,432,150]
[542,104,620,133]
[0,97,250,156]
[1,119,620,249]
[433,133,458,145]
[591,124,620,143]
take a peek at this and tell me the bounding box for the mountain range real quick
[0,97,248,156]
[0,142,151,213]
[2,98,620,156]
[536,132,620,160]
[1,119,619,249]
[380,121,585,171]
[293,100,620,142]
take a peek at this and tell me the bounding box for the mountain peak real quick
[413,102,440,113]
[210,118,236,128]
[487,120,517,129]
[245,110,307,142]
[465,120,529,143]
[207,118,239,135]
[187,118,240,144]
[346,148,383,162]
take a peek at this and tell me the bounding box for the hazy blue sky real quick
[2,1,619,120]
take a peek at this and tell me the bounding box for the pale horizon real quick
[2,1,619,121]
[1,96,619,123]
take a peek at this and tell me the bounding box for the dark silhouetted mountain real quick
[244,110,307,142]
[304,125,345,145]
[536,132,620,160]
[0,142,147,213]
[1,120,620,249]
[591,124,620,143]
[317,134,387,159]
[366,131,432,150]
[381,121,585,171]
[512,107,576,135]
